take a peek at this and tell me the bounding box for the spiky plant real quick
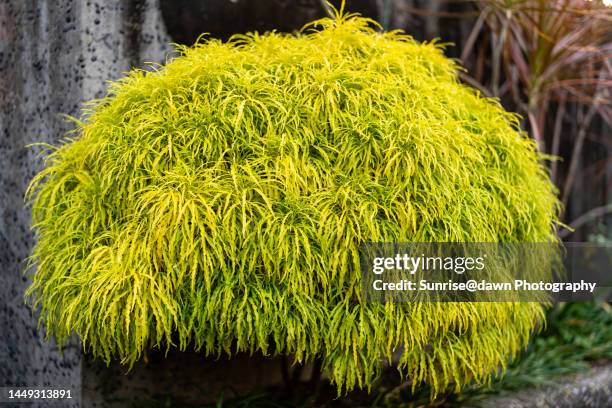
[26,6,560,397]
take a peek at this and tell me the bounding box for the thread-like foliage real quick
[26,10,560,397]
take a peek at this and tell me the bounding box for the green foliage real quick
[442,301,612,406]
[26,8,559,397]
[495,301,612,388]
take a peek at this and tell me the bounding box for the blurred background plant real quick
[457,0,611,239]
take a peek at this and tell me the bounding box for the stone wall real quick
[0,1,170,406]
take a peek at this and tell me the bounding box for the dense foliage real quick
[26,9,559,396]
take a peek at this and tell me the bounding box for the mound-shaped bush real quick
[26,10,559,396]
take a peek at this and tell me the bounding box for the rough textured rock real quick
[0,0,170,406]
[473,365,612,408]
